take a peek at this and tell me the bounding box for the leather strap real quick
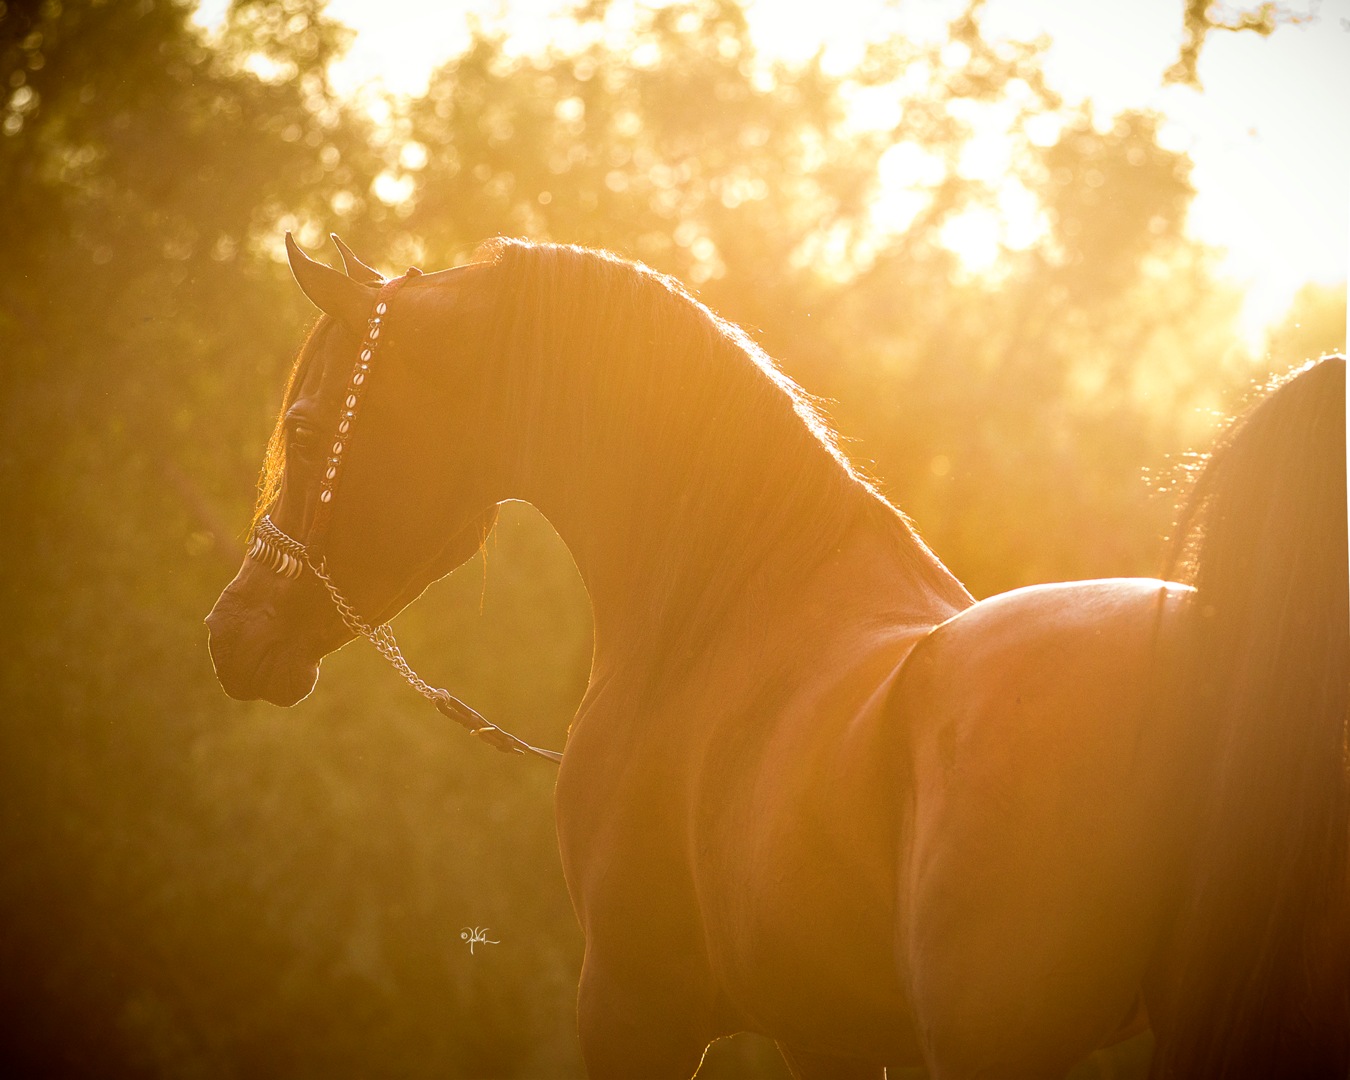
[307,270,419,557]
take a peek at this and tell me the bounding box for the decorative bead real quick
[325,465,337,480]
[338,419,350,434]
[352,372,365,386]
[376,302,387,314]
[333,440,344,455]
[345,394,357,408]
[368,326,380,340]
[320,490,332,503]
[360,349,372,361]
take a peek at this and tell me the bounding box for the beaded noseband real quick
[247,269,562,765]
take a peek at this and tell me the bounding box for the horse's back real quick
[895,578,1194,1076]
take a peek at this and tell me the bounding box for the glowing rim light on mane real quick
[246,240,562,765]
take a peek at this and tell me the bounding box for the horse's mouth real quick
[205,598,322,707]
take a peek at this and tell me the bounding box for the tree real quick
[1166,0,1315,86]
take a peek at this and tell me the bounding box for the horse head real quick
[205,237,503,706]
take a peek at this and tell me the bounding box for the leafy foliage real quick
[1166,0,1314,86]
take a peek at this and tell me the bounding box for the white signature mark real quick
[460,926,500,955]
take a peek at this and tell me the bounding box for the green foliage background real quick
[0,0,1342,1076]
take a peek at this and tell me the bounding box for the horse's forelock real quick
[251,317,334,531]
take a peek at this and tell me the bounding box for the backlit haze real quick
[196,0,1349,344]
[7,3,1350,1073]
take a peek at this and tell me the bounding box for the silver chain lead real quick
[309,550,562,763]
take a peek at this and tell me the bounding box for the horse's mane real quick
[476,239,960,678]
[479,237,873,490]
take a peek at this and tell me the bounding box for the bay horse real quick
[206,235,1348,1079]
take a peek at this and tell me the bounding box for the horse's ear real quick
[286,233,375,335]
[330,234,384,285]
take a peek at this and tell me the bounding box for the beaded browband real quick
[247,268,562,766]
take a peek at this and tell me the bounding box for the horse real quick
[206,235,1348,1079]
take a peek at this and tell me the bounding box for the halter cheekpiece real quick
[247,268,562,766]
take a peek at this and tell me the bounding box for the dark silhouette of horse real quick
[206,236,1348,1079]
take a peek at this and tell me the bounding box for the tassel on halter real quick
[248,514,309,580]
[247,531,304,579]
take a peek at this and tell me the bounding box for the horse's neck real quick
[543,476,966,700]
[513,361,969,680]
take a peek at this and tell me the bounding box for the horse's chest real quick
[687,685,915,1032]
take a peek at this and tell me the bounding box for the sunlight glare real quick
[195,0,1347,340]
[322,0,474,97]
[191,0,229,33]
[873,142,943,235]
[956,113,1016,183]
[373,171,416,206]
[998,180,1044,250]
[940,208,1003,274]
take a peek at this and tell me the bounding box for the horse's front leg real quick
[577,952,716,1079]
[776,1042,888,1080]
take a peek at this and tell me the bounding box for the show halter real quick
[247,269,563,766]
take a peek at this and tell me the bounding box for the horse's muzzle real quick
[205,577,322,707]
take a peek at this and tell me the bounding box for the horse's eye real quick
[287,419,319,452]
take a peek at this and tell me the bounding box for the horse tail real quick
[1150,355,1349,1079]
